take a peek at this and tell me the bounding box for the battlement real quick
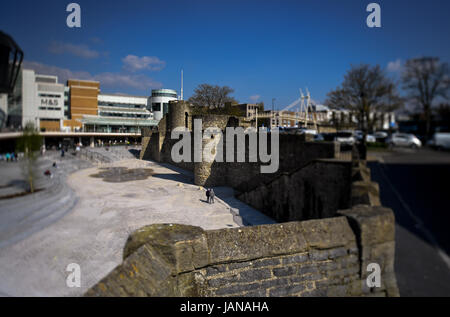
[86,202,399,297]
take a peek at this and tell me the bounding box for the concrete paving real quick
[0,149,274,296]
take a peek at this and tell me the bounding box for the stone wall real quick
[237,160,352,222]
[235,144,382,223]
[85,206,399,297]
[140,101,340,189]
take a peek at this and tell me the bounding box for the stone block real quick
[86,244,177,296]
[338,205,395,246]
[253,257,281,268]
[123,224,209,274]
[301,217,356,250]
[239,268,272,282]
[282,253,309,265]
[206,222,308,264]
[273,266,297,277]
[269,284,306,297]
[351,181,381,207]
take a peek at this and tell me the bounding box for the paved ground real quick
[368,147,450,296]
[0,148,273,297]
[0,154,92,249]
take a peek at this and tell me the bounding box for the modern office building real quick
[63,79,100,131]
[4,68,178,133]
[150,89,178,120]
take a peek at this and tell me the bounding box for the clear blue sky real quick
[1,0,449,109]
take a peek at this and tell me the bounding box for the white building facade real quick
[0,93,7,129]
[150,89,178,121]
[19,69,64,131]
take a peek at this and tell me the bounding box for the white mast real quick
[180,69,184,100]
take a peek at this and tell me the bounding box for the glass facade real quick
[152,103,161,111]
[151,92,177,98]
[98,101,145,109]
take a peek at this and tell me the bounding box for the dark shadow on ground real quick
[213,187,276,226]
[128,149,140,158]
[153,162,195,184]
[152,172,193,184]
[369,161,450,255]
[368,160,450,296]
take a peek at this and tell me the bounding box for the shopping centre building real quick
[5,68,178,134]
[6,69,65,131]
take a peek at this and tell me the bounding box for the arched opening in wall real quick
[185,112,189,129]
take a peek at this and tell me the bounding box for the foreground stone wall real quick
[85,205,399,297]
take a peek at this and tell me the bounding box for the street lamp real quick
[0,31,23,94]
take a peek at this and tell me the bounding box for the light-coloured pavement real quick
[0,149,274,296]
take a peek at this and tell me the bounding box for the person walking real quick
[206,188,210,203]
[209,188,215,204]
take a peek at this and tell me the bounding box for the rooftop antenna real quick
[271,98,276,128]
[180,69,184,100]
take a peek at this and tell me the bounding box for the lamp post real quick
[0,31,24,94]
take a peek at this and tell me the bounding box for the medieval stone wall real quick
[85,205,399,297]
[237,160,352,222]
[140,100,340,188]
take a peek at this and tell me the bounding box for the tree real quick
[402,57,450,139]
[435,103,450,130]
[188,84,238,108]
[16,122,42,193]
[256,102,264,111]
[326,64,403,158]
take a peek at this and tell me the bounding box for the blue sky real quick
[1,0,449,109]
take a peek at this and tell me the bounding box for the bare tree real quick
[188,84,237,108]
[16,122,42,193]
[402,57,450,139]
[435,103,450,129]
[326,64,403,158]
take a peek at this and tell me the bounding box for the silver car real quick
[387,133,422,148]
[335,131,356,146]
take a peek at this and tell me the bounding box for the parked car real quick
[354,130,376,143]
[366,134,376,143]
[299,128,318,135]
[314,133,325,141]
[387,133,422,148]
[374,131,389,143]
[335,131,356,147]
[374,131,389,139]
[428,132,450,150]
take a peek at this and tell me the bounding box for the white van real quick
[429,133,450,150]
